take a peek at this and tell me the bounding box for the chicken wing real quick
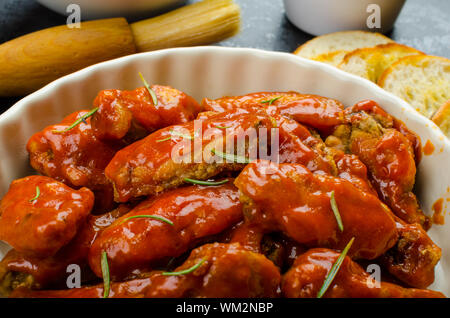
[202,91,345,132]
[91,85,202,142]
[282,248,444,298]
[89,183,243,279]
[0,205,130,296]
[27,110,124,212]
[106,107,335,202]
[11,243,281,298]
[326,100,429,229]
[234,160,398,260]
[0,176,94,258]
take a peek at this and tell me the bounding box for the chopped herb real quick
[138,72,158,106]
[211,149,252,164]
[101,251,110,298]
[156,136,172,143]
[330,191,344,232]
[162,259,205,276]
[120,215,174,226]
[261,96,282,106]
[317,237,355,298]
[214,125,231,129]
[29,186,40,202]
[183,178,229,186]
[170,129,197,140]
[52,108,98,134]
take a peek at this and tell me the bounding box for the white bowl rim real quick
[2,46,449,150]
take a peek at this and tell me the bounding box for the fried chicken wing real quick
[89,183,243,279]
[326,100,429,228]
[202,91,345,132]
[0,205,130,296]
[0,176,94,258]
[27,111,124,212]
[91,86,202,142]
[106,107,335,202]
[12,243,281,298]
[381,219,442,288]
[282,248,444,298]
[234,160,398,260]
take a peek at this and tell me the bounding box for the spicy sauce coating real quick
[0,205,130,296]
[0,176,94,258]
[202,91,345,132]
[282,248,444,298]
[105,107,334,202]
[13,243,281,298]
[26,110,124,212]
[89,183,243,279]
[327,100,429,229]
[235,160,398,260]
[91,85,202,142]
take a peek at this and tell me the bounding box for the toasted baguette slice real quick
[432,100,450,137]
[378,55,450,118]
[339,43,424,83]
[311,50,348,66]
[293,31,393,60]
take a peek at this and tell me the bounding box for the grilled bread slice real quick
[339,43,424,83]
[378,55,450,118]
[293,31,393,65]
[432,100,450,137]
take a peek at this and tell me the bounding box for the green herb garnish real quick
[120,215,174,226]
[211,149,252,164]
[330,191,344,232]
[261,96,282,105]
[183,178,229,186]
[29,186,40,202]
[52,108,98,134]
[170,129,198,140]
[156,136,172,143]
[162,259,205,276]
[317,237,355,298]
[101,251,110,298]
[138,72,158,106]
[214,125,231,129]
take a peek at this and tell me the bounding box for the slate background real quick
[0,0,449,112]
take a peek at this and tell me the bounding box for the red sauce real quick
[432,198,445,225]
[423,140,435,156]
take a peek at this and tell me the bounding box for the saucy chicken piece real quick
[282,248,444,298]
[380,219,442,288]
[202,91,345,132]
[89,183,243,279]
[12,243,281,298]
[27,110,124,212]
[234,160,398,260]
[0,205,130,296]
[326,100,429,229]
[0,176,94,258]
[91,85,202,142]
[106,107,335,202]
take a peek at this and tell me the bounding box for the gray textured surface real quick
[0,0,449,111]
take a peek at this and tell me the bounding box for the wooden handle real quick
[131,0,240,52]
[0,0,241,97]
[0,18,136,96]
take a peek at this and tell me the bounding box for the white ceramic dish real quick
[36,0,187,19]
[283,0,406,36]
[0,47,448,295]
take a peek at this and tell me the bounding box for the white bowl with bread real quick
[0,47,449,296]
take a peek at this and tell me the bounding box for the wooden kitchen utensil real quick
[0,0,240,96]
